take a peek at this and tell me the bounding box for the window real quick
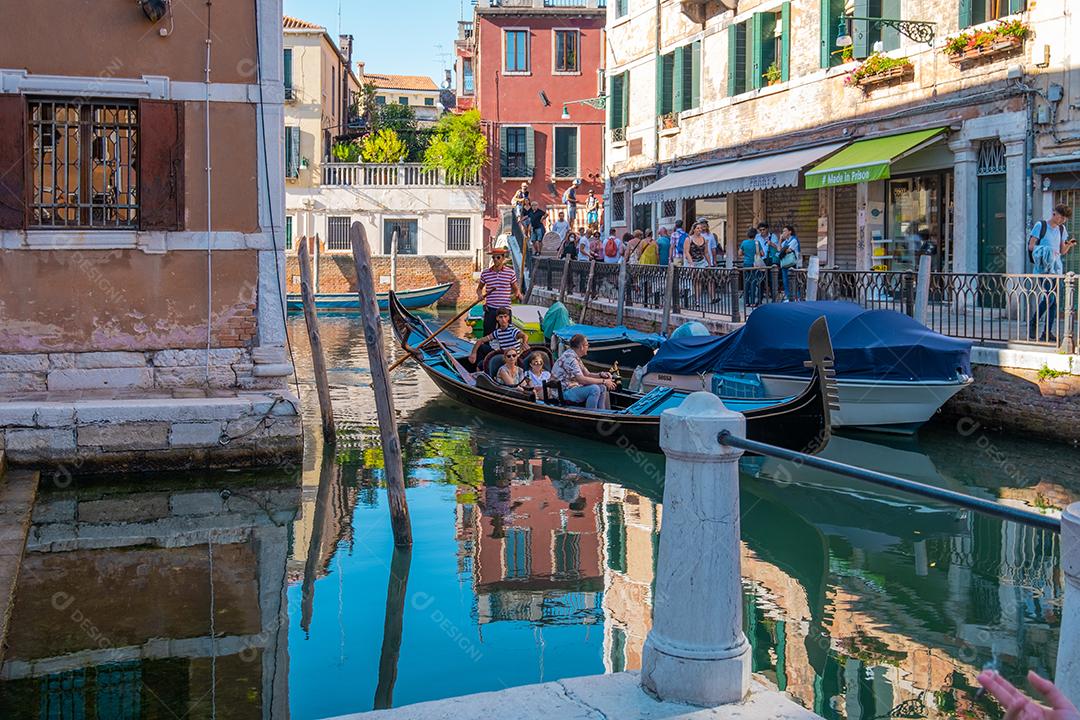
[605,503,627,573]
[851,0,903,59]
[447,217,471,251]
[463,58,475,95]
[728,2,790,96]
[284,49,294,99]
[504,527,531,580]
[326,216,351,251]
[961,0,1025,27]
[505,30,530,73]
[398,96,408,105]
[424,97,435,106]
[285,216,293,250]
[662,199,677,219]
[500,125,534,179]
[28,99,139,228]
[611,190,626,224]
[608,71,629,138]
[554,30,580,73]
[553,127,578,179]
[375,95,386,105]
[383,219,418,254]
[614,0,627,19]
[657,41,701,116]
[553,531,581,579]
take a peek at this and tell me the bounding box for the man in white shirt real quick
[576,232,592,261]
[699,218,721,267]
[552,211,571,242]
[755,221,779,299]
[1028,203,1075,342]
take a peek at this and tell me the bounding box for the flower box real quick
[852,63,914,90]
[948,34,1024,66]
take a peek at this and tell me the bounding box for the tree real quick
[360,128,408,164]
[357,82,379,131]
[422,109,486,182]
[378,103,428,161]
[331,141,361,162]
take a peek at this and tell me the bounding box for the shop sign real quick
[805,163,889,189]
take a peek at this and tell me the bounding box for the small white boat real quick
[639,301,974,434]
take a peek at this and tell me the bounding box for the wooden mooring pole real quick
[297,239,336,441]
[578,259,597,324]
[350,222,412,547]
[390,230,399,293]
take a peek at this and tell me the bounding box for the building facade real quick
[360,67,443,125]
[605,0,1079,275]
[0,0,300,468]
[284,18,482,306]
[466,0,608,246]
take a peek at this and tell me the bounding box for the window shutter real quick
[609,74,621,129]
[671,51,683,113]
[780,3,791,82]
[958,0,973,28]
[138,99,184,231]
[820,0,832,68]
[853,0,871,59]
[1007,0,1024,14]
[727,24,739,96]
[690,40,701,109]
[568,128,578,175]
[751,13,765,90]
[287,126,301,178]
[524,126,535,178]
[499,125,509,176]
[0,94,27,230]
[620,72,630,129]
[655,54,665,116]
[881,0,901,51]
[283,49,292,90]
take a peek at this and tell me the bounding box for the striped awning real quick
[633,142,846,205]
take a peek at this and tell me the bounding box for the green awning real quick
[804,128,948,189]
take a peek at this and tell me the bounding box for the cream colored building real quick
[605,0,1079,275]
[360,66,443,125]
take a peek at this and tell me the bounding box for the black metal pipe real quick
[718,431,1062,533]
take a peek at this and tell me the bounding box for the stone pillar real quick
[1003,138,1027,275]
[641,392,750,706]
[856,182,870,271]
[1056,502,1080,707]
[949,139,978,274]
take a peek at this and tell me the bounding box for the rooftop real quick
[363,73,440,92]
[283,15,324,31]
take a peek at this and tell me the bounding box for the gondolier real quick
[477,244,522,335]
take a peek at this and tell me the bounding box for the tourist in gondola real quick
[476,246,522,336]
[468,306,527,369]
[525,351,552,401]
[495,346,527,388]
[551,333,617,410]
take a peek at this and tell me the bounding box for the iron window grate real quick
[447,217,471,251]
[326,216,351,250]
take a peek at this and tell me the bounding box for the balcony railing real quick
[322,162,481,188]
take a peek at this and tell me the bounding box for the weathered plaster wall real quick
[0,0,258,85]
[0,250,258,354]
[284,251,477,306]
[184,102,261,233]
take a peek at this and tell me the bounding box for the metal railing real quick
[322,162,481,187]
[625,265,669,310]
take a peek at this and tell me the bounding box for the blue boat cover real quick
[648,301,971,382]
[554,324,667,350]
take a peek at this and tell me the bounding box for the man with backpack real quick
[1028,203,1075,342]
[602,231,622,264]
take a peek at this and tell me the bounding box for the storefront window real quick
[880,174,948,272]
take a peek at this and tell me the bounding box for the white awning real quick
[633,142,847,205]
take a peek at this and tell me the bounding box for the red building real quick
[459,0,607,246]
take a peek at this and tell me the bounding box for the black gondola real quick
[388,291,838,455]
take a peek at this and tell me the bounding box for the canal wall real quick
[284,250,478,307]
[531,287,1080,445]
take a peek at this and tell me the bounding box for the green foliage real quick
[375,103,430,161]
[357,82,379,130]
[943,19,1028,56]
[1037,363,1067,381]
[763,62,782,85]
[360,128,408,164]
[846,53,912,85]
[422,109,487,182]
[331,141,361,163]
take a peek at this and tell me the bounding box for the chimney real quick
[356,60,366,82]
[339,34,353,66]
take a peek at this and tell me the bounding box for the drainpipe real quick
[1025,90,1034,235]
[653,0,661,231]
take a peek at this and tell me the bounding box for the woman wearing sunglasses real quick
[496,347,526,388]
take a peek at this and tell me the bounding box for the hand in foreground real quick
[977,670,1080,720]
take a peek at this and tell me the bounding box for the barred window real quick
[30,99,138,228]
[662,199,677,219]
[447,217,471,251]
[611,191,626,223]
[285,216,294,250]
[326,216,351,251]
[384,219,418,254]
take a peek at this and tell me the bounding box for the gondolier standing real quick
[477,245,522,335]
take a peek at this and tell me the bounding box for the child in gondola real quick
[525,351,552,402]
[468,306,527,371]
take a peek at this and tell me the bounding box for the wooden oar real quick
[388,297,483,372]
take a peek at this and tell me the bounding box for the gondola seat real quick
[474,372,531,398]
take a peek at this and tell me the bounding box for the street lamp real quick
[835,14,936,48]
[560,94,607,120]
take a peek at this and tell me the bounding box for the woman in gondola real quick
[496,347,527,388]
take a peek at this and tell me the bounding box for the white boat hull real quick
[642,371,972,433]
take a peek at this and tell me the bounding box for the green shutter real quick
[283,49,292,90]
[609,73,624,129]
[672,50,684,113]
[751,13,764,90]
[690,40,701,109]
[657,53,675,116]
[959,0,972,28]
[568,128,578,173]
[780,2,791,82]
[524,126,535,178]
[1008,0,1025,14]
[853,0,871,59]
[499,126,509,176]
[820,0,831,68]
[881,0,901,51]
[621,71,630,129]
[727,24,739,96]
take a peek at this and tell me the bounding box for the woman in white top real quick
[496,347,526,388]
[525,352,552,401]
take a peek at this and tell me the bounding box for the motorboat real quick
[286,282,452,312]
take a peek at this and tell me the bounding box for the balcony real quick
[458,21,474,41]
[483,0,605,8]
[322,162,480,187]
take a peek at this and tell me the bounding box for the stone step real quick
[0,466,39,665]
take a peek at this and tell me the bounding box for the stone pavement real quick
[325,672,822,720]
[0,455,38,663]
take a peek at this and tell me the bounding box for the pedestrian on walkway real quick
[476,246,522,335]
[624,230,644,263]
[585,190,600,227]
[700,219,722,267]
[559,231,578,260]
[1028,203,1075,342]
[778,224,802,301]
[740,226,761,308]
[639,230,658,265]
[576,231,592,261]
[756,221,779,300]
[656,227,671,266]
[562,179,580,226]
[527,202,547,257]
[512,182,529,221]
[552,211,571,243]
[670,220,688,267]
[602,231,622,264]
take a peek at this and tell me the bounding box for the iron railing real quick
[624,265,669,310]
[322,162,480,187]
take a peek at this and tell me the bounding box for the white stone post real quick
[1056,502,1080,707]
[641,392,750,706]
[806,256,820,302]
[949,139,979,275]
[913,253,931,326]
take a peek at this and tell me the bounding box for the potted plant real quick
[943,19,1029,66]
[660,112,679,130]
[763,62,783,86]
[845,53,915,90]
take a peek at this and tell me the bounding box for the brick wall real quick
[285,252,478,307]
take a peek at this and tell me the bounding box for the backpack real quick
[1028,220,1049,264]
[604,237,619,258]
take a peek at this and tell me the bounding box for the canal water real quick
[1,311,1075,719]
